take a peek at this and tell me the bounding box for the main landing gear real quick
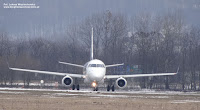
[107,85,115,92]
[72,84,80,90]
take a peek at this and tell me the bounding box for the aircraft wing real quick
[9,67,84,78]
[104,72,177,79]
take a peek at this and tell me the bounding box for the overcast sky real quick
[0,0,200,36]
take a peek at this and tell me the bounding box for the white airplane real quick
[9,28,177,91]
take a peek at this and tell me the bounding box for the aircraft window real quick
[97,64,105,68]
[88,64,105,67]
[89,64,96,67]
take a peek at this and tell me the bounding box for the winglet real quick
[6,61,10,69]
[176,67,179,74]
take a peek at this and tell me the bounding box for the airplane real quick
[9,28,177,91]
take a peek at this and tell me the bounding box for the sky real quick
[0,0,200,37]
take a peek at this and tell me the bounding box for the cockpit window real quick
[90,64,96,67]
[97,64,104,67]
[88,64,105,68]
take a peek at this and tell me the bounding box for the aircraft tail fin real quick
[90,27,94,60]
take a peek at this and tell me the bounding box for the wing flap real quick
[10,67,84,78]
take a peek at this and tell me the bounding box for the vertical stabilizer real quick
[90,27,94,60]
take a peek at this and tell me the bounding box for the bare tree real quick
[161,12,183,89]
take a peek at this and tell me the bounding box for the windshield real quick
[88,64,105,68]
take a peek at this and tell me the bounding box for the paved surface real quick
[0,88,200,110]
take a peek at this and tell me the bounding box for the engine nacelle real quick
[116,77,127,88]
[62,76,73,86]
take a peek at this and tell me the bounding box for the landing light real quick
[91,81,97,87]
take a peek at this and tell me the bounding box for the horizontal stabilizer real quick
[58,61,84,68]
[105,63,124,68]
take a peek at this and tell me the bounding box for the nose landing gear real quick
[93,87,98,91]
[91,81,98,91]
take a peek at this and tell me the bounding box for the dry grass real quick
[0,89,200,110]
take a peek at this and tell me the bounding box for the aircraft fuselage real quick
[83,59,106,87]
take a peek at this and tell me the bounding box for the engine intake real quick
[116,77,127,88]
[62,76,73,86]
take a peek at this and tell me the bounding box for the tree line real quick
[0,11,200,90]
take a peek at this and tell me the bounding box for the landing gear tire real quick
[107,85,110,91]
[111,85,115,92]
[72,85,75,90]
[93,87,98,91]
[77,85,80,90]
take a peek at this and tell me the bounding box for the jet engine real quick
[62,76,73,86]
[116,77,127,88]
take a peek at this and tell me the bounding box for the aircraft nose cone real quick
[88,69,104,81]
